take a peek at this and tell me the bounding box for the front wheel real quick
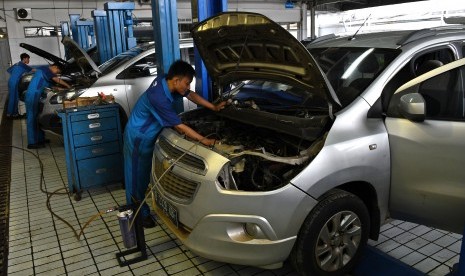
[291,189,370,276]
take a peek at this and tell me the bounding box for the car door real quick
[386,59,465,234]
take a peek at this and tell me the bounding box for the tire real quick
[291,189,370,276]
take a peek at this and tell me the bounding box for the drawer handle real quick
[96,168,107,174]
[88,113,100,119]
[91,148,104,154]
[91,135,103,141]
[89,123,101,129]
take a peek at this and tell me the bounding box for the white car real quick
[20,37,194,134]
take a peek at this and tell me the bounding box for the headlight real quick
[49,94,62,104]
[65,88,87,101]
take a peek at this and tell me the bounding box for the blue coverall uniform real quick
[7,61,32,116]
[25,66,55,146]
[124,77,188,219]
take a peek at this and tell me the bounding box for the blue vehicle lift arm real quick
[192,0,228,102]
[151,0,182,113]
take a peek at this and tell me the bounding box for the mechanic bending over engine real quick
[124,60,226,228]
[7,53,35,119]
[25,63,71,149]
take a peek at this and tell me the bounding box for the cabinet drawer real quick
[73,129,118,147]
[70,110,117,122]
[77,154,123,188]
[71,117,117,135]
[74,141,121,160]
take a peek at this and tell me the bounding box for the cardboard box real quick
[62,95,115,109]
[77,96,99,107]
[63,99,77,109]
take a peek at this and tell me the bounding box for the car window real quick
[309,47,400,106]
[382,47,456,113]
[98,47,144,74]
[387,64,465,120]
[117,53,157,79]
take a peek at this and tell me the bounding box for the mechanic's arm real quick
[52,76,71,89]
[174,123,215,146]
[187,90,226,111]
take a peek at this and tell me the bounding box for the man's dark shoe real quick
[142,215,156,228]
[27,143,45,149]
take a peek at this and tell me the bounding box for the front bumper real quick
[153,206,296,268]
[150,129,317,267]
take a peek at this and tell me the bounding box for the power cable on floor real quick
[0,144,117,240]
[3,132,216,240]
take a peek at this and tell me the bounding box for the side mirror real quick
[399,93,426,122]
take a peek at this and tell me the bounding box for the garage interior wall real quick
[0,0,300,66]
[316,0,465,37]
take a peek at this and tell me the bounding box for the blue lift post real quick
[104,2,137,58]
[69,14,80,43]
[151,0,183,113]
[92,10,111,64]
[76,20,95,50]
[69,14,96,51]
[192,0,228,102]
[60,21,71,60]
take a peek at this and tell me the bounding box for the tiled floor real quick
[3,100,463,275]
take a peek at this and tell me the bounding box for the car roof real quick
[307,25,465,49]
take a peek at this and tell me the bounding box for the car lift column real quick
[151,0,182,112]
[104,2,137,58]
[69,14,95,51]
[92,10,111,64]
[192,0,228,101]
[60,21,71,60]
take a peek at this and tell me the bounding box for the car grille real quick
[158,138,206,173]
[153,157,200,203]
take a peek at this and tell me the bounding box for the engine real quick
[182,109,327,191]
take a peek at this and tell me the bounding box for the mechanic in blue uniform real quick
[25,63,71,149]
[124,60,226,228]
[7,53,34,118]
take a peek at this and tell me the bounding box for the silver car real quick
[151,12,465,276]
[21,37,194,134]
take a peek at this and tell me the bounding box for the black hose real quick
[1,145,116,240]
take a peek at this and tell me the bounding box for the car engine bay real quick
[182,107,329,192]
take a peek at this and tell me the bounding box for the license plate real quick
[153,188,179,228]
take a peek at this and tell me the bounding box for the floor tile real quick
[4,105,462,276]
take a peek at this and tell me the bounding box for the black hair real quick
[166,60,195,80]
[20,53,30,60]
[50,63,64,71]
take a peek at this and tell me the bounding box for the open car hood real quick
[19,43,68,68]
[62,36,101,74]
[191,12,339,106]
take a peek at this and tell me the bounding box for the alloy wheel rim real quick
[314,210,362,272]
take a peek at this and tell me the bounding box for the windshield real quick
[309,47,400,106]
[223,80,328,116]
[98,47,144,74]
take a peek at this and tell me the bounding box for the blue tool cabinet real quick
[58,104,124,200]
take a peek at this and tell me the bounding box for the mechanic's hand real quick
[214,101,227,112]
[201,138,216,147]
